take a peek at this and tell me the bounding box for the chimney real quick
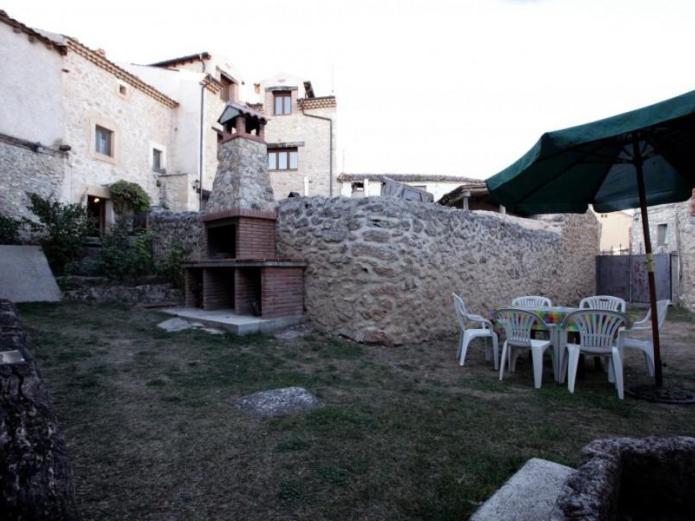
[204,102,274,215]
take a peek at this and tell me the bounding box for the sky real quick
[5,0,695,179]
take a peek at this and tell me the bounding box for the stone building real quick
[254,73,337,199]
[631,194,695,310]
[0,11,339,225]
[124,52,243,211]
[0,11,67,222]
[341,173,485,203]
[0,10,180,230]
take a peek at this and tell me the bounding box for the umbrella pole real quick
[633,140,663,388]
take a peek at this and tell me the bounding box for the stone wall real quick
[276,197,599,345]
[148,210,203,263]
[0,138,67,220]
[62,282,181,305]
[0,300,78,519]
[632,200,695,310]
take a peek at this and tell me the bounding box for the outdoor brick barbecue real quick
[183,102,306,319]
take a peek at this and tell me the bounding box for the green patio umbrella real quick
[486,89,695,393]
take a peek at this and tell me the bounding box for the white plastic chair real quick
[560,310,628,399]
[579,295,626,312]
[452,294,499,370]
[496,308,553,389]
[620,300,671,377]
[511,296,552,309]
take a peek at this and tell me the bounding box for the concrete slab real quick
[470,458,574,521]
[0,246,61,303]
[160,307,304,336]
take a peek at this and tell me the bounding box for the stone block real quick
[471,458,574,521]
[0,246,61,303]
[235,386,319,418]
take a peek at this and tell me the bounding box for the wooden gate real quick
[596,253,673,304]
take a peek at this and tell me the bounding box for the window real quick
[95,125,113,156]
[220,76,236,102]
[268,147,298,171]
[152,148,164,172]
[116,81,129,99]
[273,91,292,115]
[657,223,668,246]
[351,182,365,198]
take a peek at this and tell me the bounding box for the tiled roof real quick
[218,101,268,125]
[1,11,179,109]
[0,10,67,54]
[150,52,211,68]
[438,183,492,207]
[299,96,336,110]
[67,39,179,108]
[338,173,482,184]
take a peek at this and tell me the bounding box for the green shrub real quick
[25,193,88,274]
[109,180,151,214]
[0,215,21,245]
[97,219,154,282]
[157,242,190,289]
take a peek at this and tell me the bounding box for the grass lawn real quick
[17,302,695,521]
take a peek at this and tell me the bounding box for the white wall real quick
[125,64,228,211]
[0,23,65,145]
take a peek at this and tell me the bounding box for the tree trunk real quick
[0,300,79,520]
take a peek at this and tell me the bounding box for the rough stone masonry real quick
[276,196,599,345]
[205,137,275,215]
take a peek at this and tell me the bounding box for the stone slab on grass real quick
[471,458,574,521]
[157,318,203,332]
[273,323,313,341]
[236,387,319,418]
[0,246,61,303]
[157,318,225,335]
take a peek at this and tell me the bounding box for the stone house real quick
[341,173,484,203]
[124,52,243,211]
[631,194,695,310]
[0,10,180,231]
[1,12,338,231]
[253,73,337,199]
